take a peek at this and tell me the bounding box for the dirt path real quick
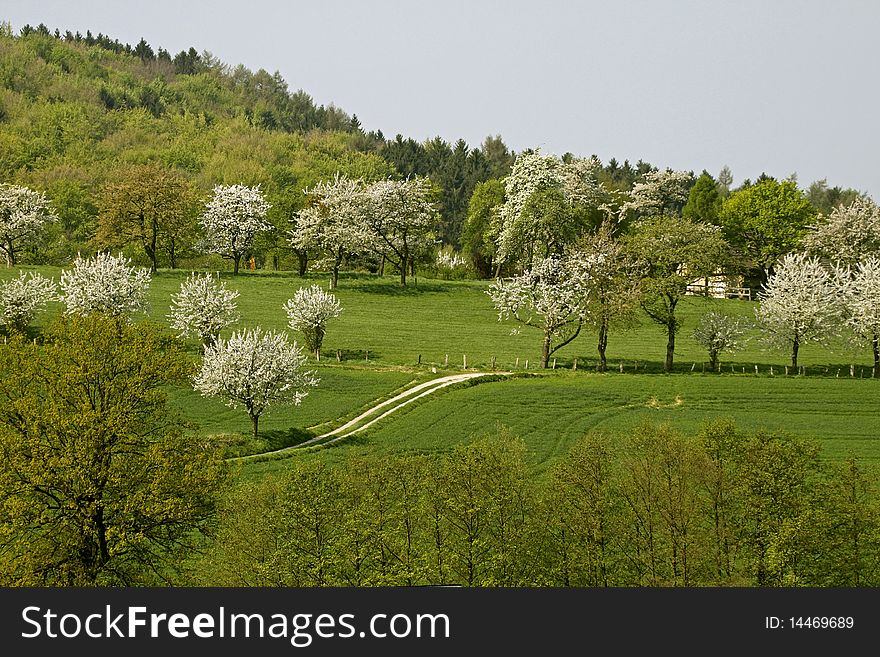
[231,371,509,461]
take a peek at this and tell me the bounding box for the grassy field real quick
[241,371,880,478]
[5,265,879,474]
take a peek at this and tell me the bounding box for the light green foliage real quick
[720,179,817,277]
[461,178,505,277]
[624,216,730,371]
[0,314,225,585]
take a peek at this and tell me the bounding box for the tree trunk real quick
[169,239,177,269]
[145,244,158,273]
[379,254,385,277]
[297,249,308,276]
[541,330,552,369]
[233,253,241,275]
[665,320,676,373]
[597,316,608,372]
[873,332,879,371]
[400,254,407,287]
[791,336,799,370]
[332,249,342,289]
[250,412,259,440]
[709,349,718,372]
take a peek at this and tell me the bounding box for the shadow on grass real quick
[355,281,450,296]
[223,426,317,458]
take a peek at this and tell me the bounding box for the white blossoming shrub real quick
[0,272,57,332]
[0,184,58,266]
[193,327,319,438]
[168,272,240,347]
[692,311,749,371]
[755,252,844,368]
[198,184,272,274]
[59,253,151,318]
[434,247,470,280]
[283,285,342,355]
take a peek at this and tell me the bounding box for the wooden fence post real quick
[573,358,578,371]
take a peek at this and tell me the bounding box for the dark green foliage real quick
[683,171,722,225]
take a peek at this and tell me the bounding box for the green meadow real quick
[5,265,879,474]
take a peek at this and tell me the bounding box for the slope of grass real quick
[241,372,880,479]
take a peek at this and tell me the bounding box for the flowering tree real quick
[618,169,693,222]
[803,197,880,266]
[755,252,844,369]
[59,252,151,318]
[283,285,342,356]
[168,272,240,347]
[199,184,272,275]
[574,223,642,372]
[290,175,369,289]
[193,327,318,439]
[488,255,591,368]
[840,256,880,368]
[623,216,729,372]
[0,184,58,266]
[496,151,607,267]
[360,177,437,286]
[0,272,56,333]
[692,311,749,371]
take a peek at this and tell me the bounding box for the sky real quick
[5,0,880,197]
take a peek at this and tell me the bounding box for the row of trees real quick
[480,150,880,372]
[201,422,880,587]
[0,252,345,439]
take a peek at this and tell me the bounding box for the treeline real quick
[200,422,880,587]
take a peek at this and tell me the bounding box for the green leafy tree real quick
[624,216,729,372]
[96,164,198,272]
[0,315,225,585]
[682,171,722,225]
[461,178,504,277]
[719,179,817,284]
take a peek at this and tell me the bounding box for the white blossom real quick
[0,184,58,267]
[283,285,342,354]
[839,256,880,366]
[198,184,272,274]
[193,327,319,437]
[360,177,437,286]
[59,252,151,318]
[692,311,749,370]
[0,272,57,332]
[168,272,240,346]
[755,252,844,367]
[619,169,693,220]
[496,150,607,265]
[488,254,593,367]
[290,174,372,288]
[803,197,880,265]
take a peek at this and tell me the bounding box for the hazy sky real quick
[5,0,880,196]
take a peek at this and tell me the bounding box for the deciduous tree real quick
[754,252,843,369]
[623,216,729,372]
[198,184,272,275]
[59,252,151,318]
[0,315,224,585]
[96,164,197,272]
[193,327,318,439]
[0,271,56,333]
[0,183,58,267]
[283,285,342,356]
[168,272,240,348]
